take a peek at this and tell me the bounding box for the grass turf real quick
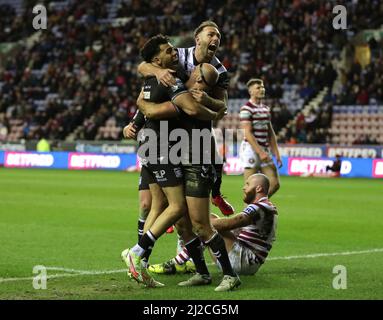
[0,168,382,300]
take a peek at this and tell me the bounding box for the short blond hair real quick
[194,21,219,38]
[246,78,263,88]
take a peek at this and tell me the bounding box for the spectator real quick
[326,154,342,177]
[36,136,51,152]
[0,0,382,144]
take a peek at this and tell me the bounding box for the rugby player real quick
[121,35,224,288]
[150,173,277,277]
[123,111,176,242]
[209,173,277,275]
[138,21,239,281]
[239,79,282,197]
[136,61,241,291]
[138,20,234,216]
[123,112,152,242]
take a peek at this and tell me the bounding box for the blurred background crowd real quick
[0,0,382,145]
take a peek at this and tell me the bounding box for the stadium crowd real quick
[279,102,333,144]
[0,0,382,143]
[338,56,383,106]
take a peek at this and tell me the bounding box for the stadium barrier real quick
[2,142,383,158]
[224,156,383,178]
[278,144,383,159]
[0,151,137,171]
[0,151,382,178]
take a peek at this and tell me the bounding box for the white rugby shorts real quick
[216,241,261,275]
[239,141,273,169]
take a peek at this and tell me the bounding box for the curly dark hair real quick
[140,34,170,62]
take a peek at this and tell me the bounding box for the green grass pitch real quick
[0,168,382,300]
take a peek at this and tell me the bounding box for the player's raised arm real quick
[189,63,227,112]
[212,86,228,111]
[137,61,176,87]
[209,64,230,112]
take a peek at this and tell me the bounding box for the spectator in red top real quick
[356,87,369,105]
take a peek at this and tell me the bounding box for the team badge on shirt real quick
[143,91,151,99]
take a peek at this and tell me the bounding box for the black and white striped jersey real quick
[176,46,229,90]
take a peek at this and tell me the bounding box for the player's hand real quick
[123,122,137,139]
[276,156,283,168]
[259,150,271,163]
[190,88,209,105]
[215,107,227,121]
[156,68,176,87]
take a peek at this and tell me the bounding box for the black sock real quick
[184,237,209,276]
[206,232,236,277]
[212,164,223,198]
[142,248,152,267]
[137,218,146,242]
[137,230,156,260]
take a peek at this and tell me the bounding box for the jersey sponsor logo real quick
[153,170,167,182]
[201,165,210,178]
[170,85,179,92]
[173,167,183,178]
[170,79,184,93]
[143,90,151,99]
[243,205,257,216]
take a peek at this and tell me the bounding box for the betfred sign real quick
[68,153,121,169]
[327,147,379,158]
[279,144,325,157]
[223,157,244,175]
[288,158,352,176]
[372,160,383,178]
[5,152,54,168]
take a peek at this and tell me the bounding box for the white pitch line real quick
[267,248,383,261]
[1,248,382,283]
[45,267,94,273]
[0,269,127,283]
